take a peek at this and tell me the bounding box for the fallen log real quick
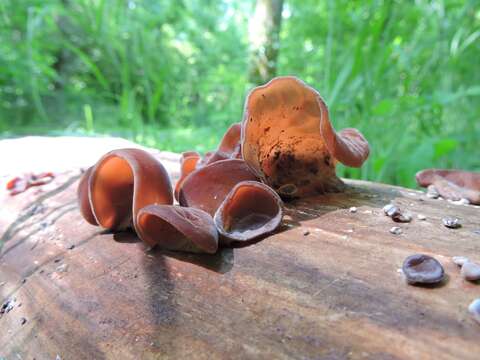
[1,137,479,360]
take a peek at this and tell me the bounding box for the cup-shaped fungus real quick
[7,172,55,196]
[416,169,480,205]
[198,123,243,167]
[174,151,201,201]
[77,166,98,226]
[85,148,173,231]
[137,205,218,254]
[214,181,283,244]
[178,159,258,216]
[241,76,369,198]
[78,148,218,253]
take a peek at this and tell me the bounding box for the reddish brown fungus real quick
[6,172,55,196]
[79,149,261,253]
[78,149,219,253]
[214,181,283,244]
[178,159,258,216]
[78,149,286,253]
[211,122,242,161]
[241,76,369,197]
[416,169,480,204]
[198,123,243,167]
[137,205,218,254]
[402,254,445,285]
[87,148,173,231]
[174,151,201,201]
[77,167,98,225]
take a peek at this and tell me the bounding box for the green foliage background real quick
[1,0,479,188]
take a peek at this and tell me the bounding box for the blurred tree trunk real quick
[248,0,284,85]
[53,0,71,90]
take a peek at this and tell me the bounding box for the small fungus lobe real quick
[6,172,55,196]
[214,181,283,244]
[178,159,258,216]
[402,254,445,285]
[416,169,480,204]
[137,205,218,254]
[174,151,201,201]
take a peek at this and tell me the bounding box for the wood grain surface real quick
[1,145,480,360]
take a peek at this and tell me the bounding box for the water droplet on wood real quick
[442,217,461,229]
[426,185,440,199]
[468,298,480,324]
[390,227,402,235]
[383,204,411,222]
[56,264,69,273]
[461,262,480,281]
[383,204,398,216]
[392,212,412,223]
[452,256,469,267]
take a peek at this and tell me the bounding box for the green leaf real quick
[434,138,458,160]
[372,99,396,116]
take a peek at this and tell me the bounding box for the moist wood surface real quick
[1,159,480,359]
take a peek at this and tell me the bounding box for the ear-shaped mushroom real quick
[178,159,258,216]
[197,123,243,167]
[77,167,98,225]
[78,148,219,253]
[6,172,55,196]
[174,151,201,201]
[137,205,218,253]
[416,169,480,204]
[218,123,242,155]
[86,148,173,231]
[207,122,242,163]
[241,76,370,197]
[214,181,283,245]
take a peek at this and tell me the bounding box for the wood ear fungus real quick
[174,151,201,201]
[214,181,283,244]
[416,169,480,204]
[6,172,55,196]
[86,148,173,231]
[241,76,369,197]
[80,76,373,253]
[137,205,218,254]
[78,149,277,254]
[78,149,217,254]
[178,159,258,216]
[198,123,243,167]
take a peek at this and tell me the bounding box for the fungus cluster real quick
[416,169,480,205]
[77,76,370,253]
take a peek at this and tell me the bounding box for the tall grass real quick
[0,0,479,188]
[281,0,480,187]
